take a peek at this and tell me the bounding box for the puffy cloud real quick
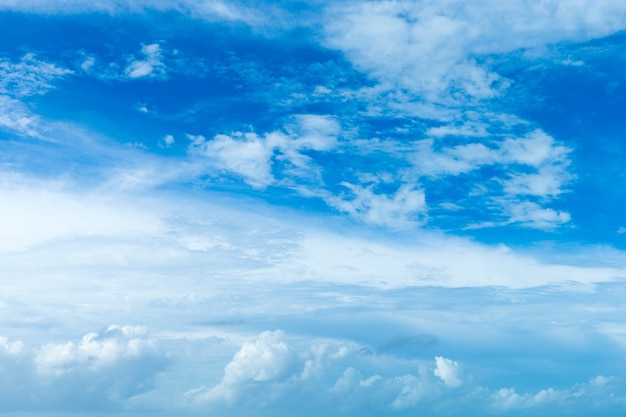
[195,330,294,404]
[328,183,427,228]
[34,325,158,375]
[187,330,482,413]
[0,336,26,356]
[433,356,462,387]
[125,43,166,79]
[189,131,279,188]
[499,130,569,168]
[324,0,626,108]
[161,134,175,147]
[0,326,167,411]
[189,115,340,189]
[489,375,623,413]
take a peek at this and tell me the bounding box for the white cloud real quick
[0,53,72,97]
[490,375,623,412]
[324,0,626,108]
[506,201,571,230]
[125,43,166,79]
[190,131,278,188]
[0,336,26,356]
[0,176,163,252]
[502,168,570,198]
[189,115,340,189]
[161,134,175,147]
[426,120,489,138]
[288,114,340,151]
[80,56,96,72]
[0,326,166,410]
[499,130,569,167]
[0,0,282,28]
[195,330,294,404]
[388,375,426,409]
[433,356,462,387]
[186,330,471,412]
[410,139,495,177]
[410,129,570,181]
[327,183,427,229]
[34,325,158,376]
[314,0,606,231]
[404,128,573,228]
[0,96,44,138]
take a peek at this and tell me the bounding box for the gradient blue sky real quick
[2,1,626,416]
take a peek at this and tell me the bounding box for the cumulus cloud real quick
[188,330,459,411]
[324,0,626,109]
[125,43,166,79]
[188,115,340,189]
[0,326,167,411]
[195,330,294,404]
[0,336,26,356]
[489,376,617,412]
[316,1,605,231]
[433,356,462,387]
[161,134,175,147]
[34,325,158,376]
[189,131,279,188]
[328,183,427,228]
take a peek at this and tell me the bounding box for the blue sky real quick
[2,1,626,415]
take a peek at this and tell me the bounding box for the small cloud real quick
[561,58,585,66]
[0,336,26,356]
[433,356,462,387]
[313,85,332,95]
[190,132,277,189]
[80,56,96,72]
[161,134,175,148]
[125,43,166,79]
[507,201,571,230]
[328,183,427,229]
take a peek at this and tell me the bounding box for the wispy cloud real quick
[0,0,291,28]
[0,53,72,97]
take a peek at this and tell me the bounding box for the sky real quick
[2,0,626,415]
